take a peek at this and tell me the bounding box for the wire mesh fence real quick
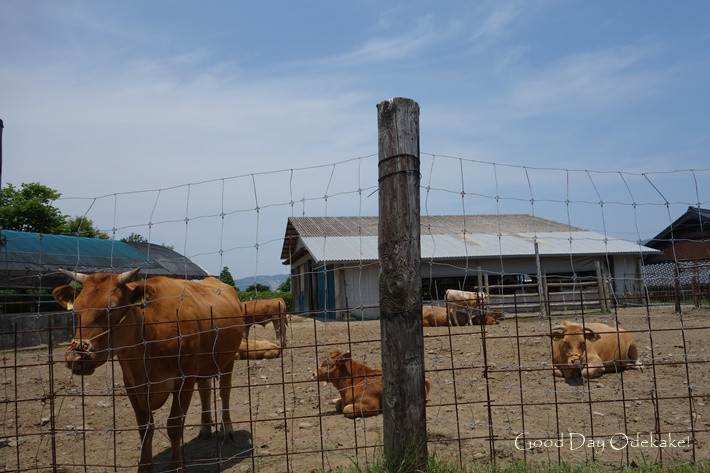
[1,145,709,471]
[1,301,708,472]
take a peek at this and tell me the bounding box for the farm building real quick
[642,206,710,289]
[280,215,659,319]
[0,229,208,347]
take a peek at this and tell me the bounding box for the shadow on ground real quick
[153,430,253,472]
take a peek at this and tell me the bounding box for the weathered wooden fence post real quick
[377,97,427,470]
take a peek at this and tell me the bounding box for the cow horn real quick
[59,269,88,283]
[117,268,141,284]
[550,324,565,332]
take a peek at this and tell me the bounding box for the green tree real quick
[219,266,236,288]
[246,283,270,293]
[63,216,109,239]
[120,233,149,243]
[0,182,66,233]
[120,233,174,250]
[277,277,290,292]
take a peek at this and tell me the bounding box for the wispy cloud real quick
[470,0,525,52]
[339,15,460,65]
[501,45,661,118]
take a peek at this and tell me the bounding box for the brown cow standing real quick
[53,269,244,473]
[315,350,431,418]
[242,298,288,347]
[444,289,489,326]
[550,320,642,379]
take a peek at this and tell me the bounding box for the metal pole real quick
[0,119,4,187]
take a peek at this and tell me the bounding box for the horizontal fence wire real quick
[1,154,709,472]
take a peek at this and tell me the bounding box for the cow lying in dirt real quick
[422,305,459,326]
[422,305,502,326]
[472,308,503,325]
[236,338,281,360]
[315,350,430,418]
[243,298,289,347]
[550,320,643,379]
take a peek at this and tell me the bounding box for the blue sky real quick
[1,1,709,277]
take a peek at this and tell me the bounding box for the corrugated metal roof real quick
[280,214,583,260]
[289,215,579,237]
[299,231,657,264]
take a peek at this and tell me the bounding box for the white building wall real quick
[612,255,642,296]
[340,263,380,319]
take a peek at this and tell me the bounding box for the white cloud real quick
[339,15,460,65]
[501,45,661,118]
[470,0,525,51]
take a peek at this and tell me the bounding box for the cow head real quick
[314,350,350,383]
[53,268,143,375]
[550,321,601,367]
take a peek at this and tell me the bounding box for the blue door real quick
[316,264,336,319]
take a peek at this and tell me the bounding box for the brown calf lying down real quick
[422,305,503,326]
[550,320,643,379]
[315,350,431,418]
[243,298,289,347]
[471,308,503,325]
[236,339,281,360]
[422,305,456,326]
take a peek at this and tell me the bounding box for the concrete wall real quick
[0,312,74,349]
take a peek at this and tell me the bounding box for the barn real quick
[0,229,208,347]
[280,215,659,319]
[642,206,710,291]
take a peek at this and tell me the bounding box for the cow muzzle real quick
[65,338,97,375]
[567,353,584,366]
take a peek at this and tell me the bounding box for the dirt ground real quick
[1,307,709,472]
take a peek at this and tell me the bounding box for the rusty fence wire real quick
[1,293,708,472]
[1,154,710,471]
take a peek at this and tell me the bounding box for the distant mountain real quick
[233,274,289,291]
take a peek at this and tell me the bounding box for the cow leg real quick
[342,403,356,418]
[445,303,456,326]
[196,378,214,439]
[332,397,343,413]
[343,401,380,418]
[126,387,155,473]
[166,378,196,472]
[217,363,236,440]
[276,315,287,347]
[626,344,644,371]
[243,324,251,341]
[581,355,605,379]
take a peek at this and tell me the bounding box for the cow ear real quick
[337,352,351,364]
[53,285,79,310]
[129,283,155,307]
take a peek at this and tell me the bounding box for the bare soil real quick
[1,307,709,472]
